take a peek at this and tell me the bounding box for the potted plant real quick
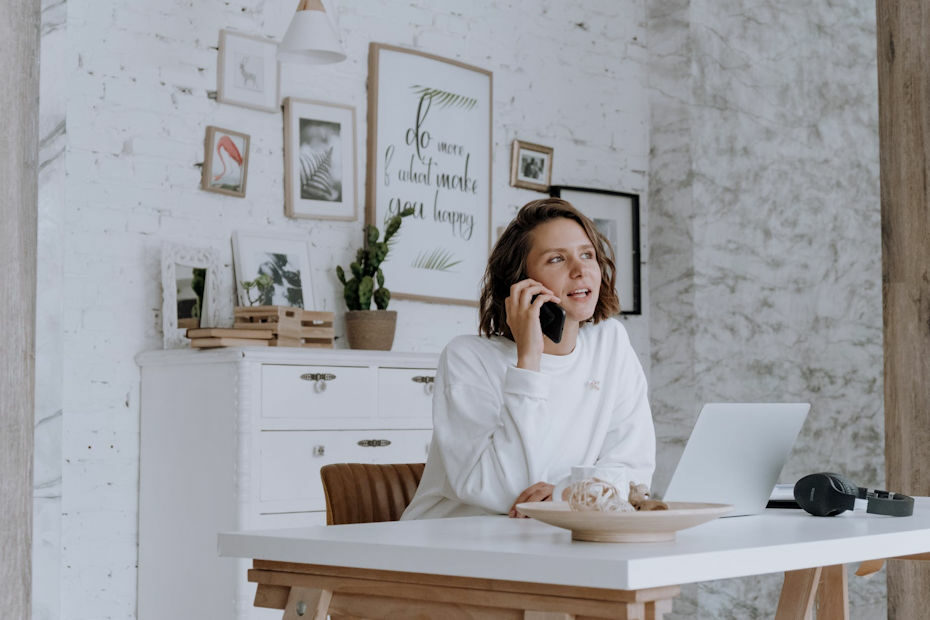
[336,207,415,350]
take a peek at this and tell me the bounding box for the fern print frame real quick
[367,43,492,305]
[284,97,358,221]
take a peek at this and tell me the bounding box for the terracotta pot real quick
[344,310,397,350]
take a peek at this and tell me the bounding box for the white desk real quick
[219,498,930,619]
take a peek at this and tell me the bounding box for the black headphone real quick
[794,472,914,517]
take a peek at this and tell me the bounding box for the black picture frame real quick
[549,185,642,315]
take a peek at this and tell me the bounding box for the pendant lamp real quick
[278,0,346,64]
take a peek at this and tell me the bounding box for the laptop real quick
[662,403,810,516]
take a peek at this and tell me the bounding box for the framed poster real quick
[216,29,279,113]
[201,126,250,197]
[367,43,492,306]
[549,186,642,315]
[284,97,357,220]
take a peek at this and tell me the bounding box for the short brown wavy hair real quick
[479,198,619,339]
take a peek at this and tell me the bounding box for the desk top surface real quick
[219,498,930,590]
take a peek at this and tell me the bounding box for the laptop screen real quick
[661,403,809,516]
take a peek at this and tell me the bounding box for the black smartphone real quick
[532,296,566,343]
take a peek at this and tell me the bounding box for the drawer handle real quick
[313,445,325,457]
[412,375,435,395]
[301,372,336,392]
[357,439,392,447]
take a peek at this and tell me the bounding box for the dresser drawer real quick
[257,429,432,513]
[378,367,435,419]
[261,364,372,420]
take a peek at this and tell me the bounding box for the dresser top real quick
[136,346,440,367]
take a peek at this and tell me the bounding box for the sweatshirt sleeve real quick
[432,340,558,514]
[593,330,656,498]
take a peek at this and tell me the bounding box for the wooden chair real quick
[319,462,425,525]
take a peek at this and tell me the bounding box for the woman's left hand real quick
[508,482,554,518]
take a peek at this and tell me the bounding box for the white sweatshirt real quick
[401,318,656,520]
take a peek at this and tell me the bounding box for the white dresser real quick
[135,347,439,620]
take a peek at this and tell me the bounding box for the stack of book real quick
[186,306,335,349]
[185,326,274,348]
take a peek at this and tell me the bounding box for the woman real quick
[402,198,655,519]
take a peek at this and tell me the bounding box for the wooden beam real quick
[817,565,849,620]
[247,564,676,620]
[283,587,332,620]
[876,1,930,617]
[0,0,40,618]
[251,561,680,604]
[775,568,821,620]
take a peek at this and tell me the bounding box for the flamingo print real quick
[213,135,243,183]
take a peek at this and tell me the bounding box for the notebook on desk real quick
[662,403,810,516]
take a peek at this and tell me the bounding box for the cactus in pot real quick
[336,207,415,311]
[335,207,415,349]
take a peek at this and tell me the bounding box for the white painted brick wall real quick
[47,1,651,618]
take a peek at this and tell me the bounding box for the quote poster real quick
[367,43,492,305]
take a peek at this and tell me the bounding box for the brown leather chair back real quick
[320,463,425,525]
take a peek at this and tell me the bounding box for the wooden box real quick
[234,306,334,348]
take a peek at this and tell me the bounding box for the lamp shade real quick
[277,4,346,65]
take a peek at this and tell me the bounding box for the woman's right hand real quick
[505,279,560,371]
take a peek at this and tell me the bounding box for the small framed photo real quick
[550,186,641,315]
[232,231,316,310]
[217,29,279,112]
[201,126,250,197]
[284,97,357,220]
[161,243,222,348]
[510,139,554,192]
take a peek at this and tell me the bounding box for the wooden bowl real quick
[515,501,733,542]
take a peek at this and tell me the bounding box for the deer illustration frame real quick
[216,29,279,113]
[284,97,358,221]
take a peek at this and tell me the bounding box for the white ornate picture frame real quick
[161,243,222,348]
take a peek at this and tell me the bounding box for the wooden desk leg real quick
[646,598,673,620]
[282,587,332,620]
[817,564,849,620]
[775,567,821,620]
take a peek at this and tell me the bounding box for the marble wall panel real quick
[34,0,67,618]
[649,0,883,617]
